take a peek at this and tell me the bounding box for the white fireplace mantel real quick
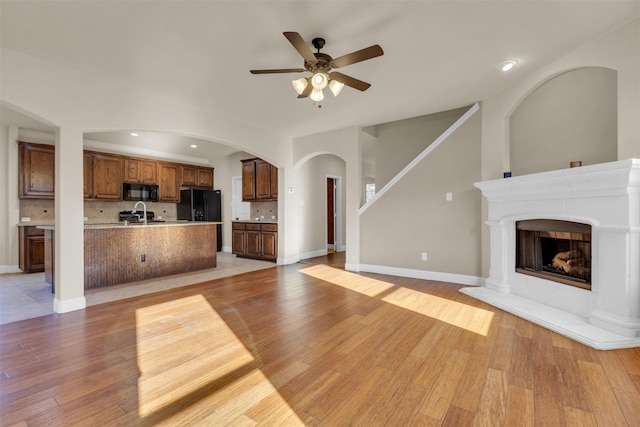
[461,159,640,349]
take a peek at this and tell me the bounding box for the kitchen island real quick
[40,221,222,290]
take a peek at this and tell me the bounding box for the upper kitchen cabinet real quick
[242,159,256,201]
[88,152,123,200]
[270,164,278,199]
[242,158,277,201]
[181,165,214,189]
[124,158,158,184]
[83,152,92,198]
[158,162,180,202]
[19,142,55,199]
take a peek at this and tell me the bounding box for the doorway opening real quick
[326,175,342,253]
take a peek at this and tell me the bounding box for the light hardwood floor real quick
[1,252,639,426]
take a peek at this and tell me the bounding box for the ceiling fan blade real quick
[283,32,317,65]
[297,82,313,98]
[250,68,306,74]
[330,45,384,68]
[330,72,371,91]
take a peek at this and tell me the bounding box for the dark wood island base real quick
[85,222,219,289]
[41,222,220,290]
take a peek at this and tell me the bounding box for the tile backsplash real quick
[248,201,278,221]
[20,199,177,224]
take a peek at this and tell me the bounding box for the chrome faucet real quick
[133,201,147,224]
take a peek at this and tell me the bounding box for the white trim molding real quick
[53,296,86,313]
[347,263,484,287]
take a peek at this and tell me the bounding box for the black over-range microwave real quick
[123,183,159,202]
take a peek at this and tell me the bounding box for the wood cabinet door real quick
[232,230,246,255]
[270,164,278,199]
[19,142,55,199]
[19,227,45,273]
[261,231,278,261]
[92,154,123,199]
[181,165,197,186]
[197,167,214,189]
[124,158,141,183]
[246,230,261,257]
[83,153,93,198]
[28,235,45,272]
[242,160,256,201]
[255,160,272,200]
[158,163,180,202]
[139,160,158,184]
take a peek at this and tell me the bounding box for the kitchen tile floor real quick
[0,253,275,325]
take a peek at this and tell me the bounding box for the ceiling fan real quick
[250,32,384,102]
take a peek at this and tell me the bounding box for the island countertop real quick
[32,221,223,230]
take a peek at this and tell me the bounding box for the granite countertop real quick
[84,221,223,229]
[18,221,55,227]
[232,219,278,224]
[28,221,223,229]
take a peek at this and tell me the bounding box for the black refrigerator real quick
[177,189,222,251]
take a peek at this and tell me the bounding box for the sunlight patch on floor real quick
[298,264,395,297]
[382,287,495,336]
[135,294,302,424]
[299,265,494,336]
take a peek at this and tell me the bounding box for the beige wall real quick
[510,67,617,176]
[366,106,469,190]
[360,110,482,275]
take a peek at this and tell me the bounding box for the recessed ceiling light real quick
[498,60,518,72]
[130,132,139,137]
[190,144,198,148]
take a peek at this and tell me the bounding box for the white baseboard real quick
[53,296,86,313]
[0,265,21,274]
[347,263,484,287]
[221,246,232,253]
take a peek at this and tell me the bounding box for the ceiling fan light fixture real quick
[310,88,324,102]
[292,77,308,95]
[329,80,344,97]
[311,72,328,90]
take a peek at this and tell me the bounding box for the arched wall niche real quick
[508,66,617,176]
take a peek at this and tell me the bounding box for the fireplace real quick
[460,159,640,349]
[516,220,591,290]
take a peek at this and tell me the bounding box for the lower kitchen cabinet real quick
[232,222,277,262]
[18,226,45,273]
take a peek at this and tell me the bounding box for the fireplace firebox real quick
[516,220,591,290]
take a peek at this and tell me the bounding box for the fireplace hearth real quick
[461,159,640,349]
[516,219,591,290]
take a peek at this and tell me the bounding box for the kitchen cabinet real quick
[181,165,214,189]
[87,152,123,200]
[18,226,45,273]
[241,160,256,200]
[158,162,180,202]
[18,142,55,199]
[83,153,93,198]
[270,164,278,199]
[20,144,210,202]
[232,222,277,261]
[124,158,157,184]
[241,158,277,201]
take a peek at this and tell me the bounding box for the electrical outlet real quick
[21,217,31,222]
[446,192,453,201]
[421,252,428,261]
[140,254,146,262]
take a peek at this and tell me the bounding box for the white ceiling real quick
[2,1,639,160]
